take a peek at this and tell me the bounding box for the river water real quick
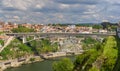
[5,56,76,71]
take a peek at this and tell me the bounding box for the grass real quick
[103,36,117,58]
[100,36,118,71]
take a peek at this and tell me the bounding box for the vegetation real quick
[0,39,4,46]
[89,67,99,71]
[74,42,103,71]
[26,36,34,41]
[11,26,35,33]
[81,37,97,44]
[76,24,92,27]
[0,31,119,71]
[52,58,74,71]
[0,37,59,60]
[30,58,35,62]
[100,36,118,71]
[29,38,58,54]
[0,32,4,35]
[52,36,119,71]
[52,37,103,71]
[113,36,120,71]
[81,37,99,50]
[0,39,32,60]
[74,53,90,71]
[78,36,118,71]
[101,22,117,31]
[92,24,103,29]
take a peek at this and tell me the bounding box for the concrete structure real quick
[5,32,116,43]
[40,52,66,59]
[0,56,43,71]
[117,27,120,38]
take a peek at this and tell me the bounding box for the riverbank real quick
[5,56,76,71]
[40,52,83,59]
[0,55,44,71]
[0,51,83,71]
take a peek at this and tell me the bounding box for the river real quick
[5,56,76,71]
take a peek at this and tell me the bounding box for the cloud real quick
[54,0,106,5]
[1,7,20,11]
[1,0,46,11]
[0,0,120,24]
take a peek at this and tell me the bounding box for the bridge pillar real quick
[22,36,26,43]
[57,38,60,42]
[34,36,37,40]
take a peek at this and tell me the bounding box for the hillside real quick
[53,36,120,71]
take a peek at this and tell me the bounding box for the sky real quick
[0,0,120,24]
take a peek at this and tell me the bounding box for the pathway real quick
[0,36,14,53]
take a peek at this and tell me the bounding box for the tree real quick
[92,24,103,29]
[89,67,99,71]
[74,53,90,71]
[101,36,117,71]
[11,26,35,33]
[0,40,4,46]
[101,22,110,30]
[52,58,74,71]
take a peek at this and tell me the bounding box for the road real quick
[5,32,116,37]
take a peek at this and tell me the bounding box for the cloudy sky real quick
[0,0,120,24]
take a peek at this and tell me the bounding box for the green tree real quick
[101,36,118,71]
[0,38,32,60]
[29,39,58,54]
[92,24,103,29]
[52,58,74,71]
[11,26,35,33]
[0,40,4,46]
[74,53,90,71]
[81,37,97,44]
[89,67,99,71]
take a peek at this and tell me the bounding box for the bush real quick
[29,39,58,53]
[52,58,74,71]
[11,26,35,33]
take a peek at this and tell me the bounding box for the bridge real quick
[5,32,116,43]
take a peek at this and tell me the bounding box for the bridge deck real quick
[5,32,116,37]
